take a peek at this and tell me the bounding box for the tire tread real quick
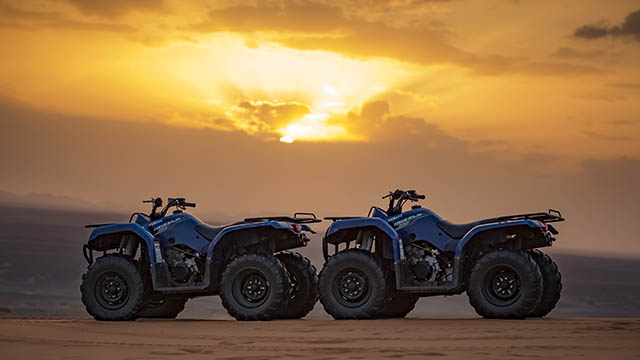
[80,254,148,321]
[220,252,290,321]
[467,250,542,319]
[528,249,562,317]
[319,249,391,320]
[276,252,318,319]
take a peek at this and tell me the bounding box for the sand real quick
[0,318,639,359]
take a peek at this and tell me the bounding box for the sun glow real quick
[278,112,349,142]
[127,35,410,141]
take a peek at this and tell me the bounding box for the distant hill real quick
[0,190,123,212]
[0,204,638,318]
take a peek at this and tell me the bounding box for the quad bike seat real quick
[194,223,227,241]
[437,217,501,239]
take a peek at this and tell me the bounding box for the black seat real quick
[194,223,227,241]
[437,217,501,239]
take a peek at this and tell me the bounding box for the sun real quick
[279,136,294,143]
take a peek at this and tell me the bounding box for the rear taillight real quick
[539,223,549,233]
[291,223,301,233]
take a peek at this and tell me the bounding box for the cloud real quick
[221,98,454,143]
[574,8,640,42]
[582,130,631,142]
[67,0,166,18]
[0,1,134,32]
[604,119,636,126]
[344,100,464,145]
[609,82,640,89]
[552,47,606,59]
[225,100,312,136]
[194,1,463,66]
[194,1,600,76]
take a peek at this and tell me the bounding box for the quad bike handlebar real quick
[382,189,425,201]
[383,189,426,216]
[144,197,196,220]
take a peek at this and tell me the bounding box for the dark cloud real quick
[578,92,627,102]
[468,55,602,76]
[574,22,610,39]
[67,0,165,18]
[609,82,640,89]
[574,8,640,42]
[227,100,311,135]
[604,119,636,126]
[582,130,631,142]
[552,46,606,59]
[345,100,464,145]
[0,1,134,32]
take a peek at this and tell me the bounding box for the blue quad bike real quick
[319,189,565,319]
[81,197,321,321]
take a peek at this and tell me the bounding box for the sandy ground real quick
[0,318,639,359]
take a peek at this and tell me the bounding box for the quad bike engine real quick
[164,245,203,283]
[404,242,443,282]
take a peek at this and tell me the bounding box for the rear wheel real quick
[380,293,419,318]
[220,253,290,321]
[319,249,390,319]
[528,250,562,317]
[467,250,542,319]
[81,254,148,321]
[137,295,188,319]
[276,252,318,319]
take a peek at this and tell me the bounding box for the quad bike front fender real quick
[323,218,401,260]
[87,223,157,263]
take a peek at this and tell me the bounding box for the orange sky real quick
[1,0,639,157]
[1,0,639,255]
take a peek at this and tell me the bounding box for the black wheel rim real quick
[332,268,371,308]
[232,269,270,308]
[482,265,522,307]
[288,272,299,300]
[95,272,130,310]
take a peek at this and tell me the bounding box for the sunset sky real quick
[1,0,639,255]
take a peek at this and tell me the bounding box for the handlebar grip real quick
[415,194,426,199]
[183,202,196,208]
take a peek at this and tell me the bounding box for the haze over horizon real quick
[1,0,639,256]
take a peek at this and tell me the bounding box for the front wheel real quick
[80,255,148,321]
[220,253,290,321]
[467,250,542,319]
[319,249,390,319]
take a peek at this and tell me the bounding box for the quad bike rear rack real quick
[243,212,322,224]
[496,209,565,223]
[326,209,564,223]
[324,216,360,221]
